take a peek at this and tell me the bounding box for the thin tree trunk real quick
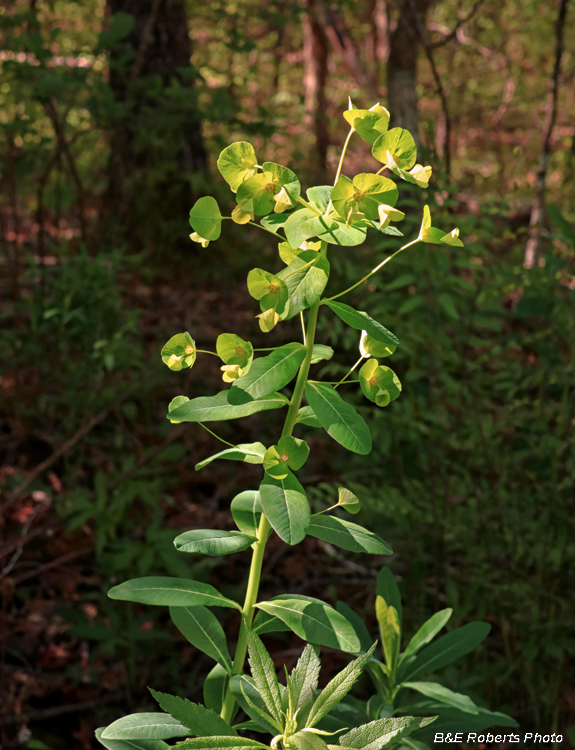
[103,0,206,248]
[302,0,330,181]
[524,0,570,269]
[387,0,433,140]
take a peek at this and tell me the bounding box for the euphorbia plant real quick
[97,101,467,750]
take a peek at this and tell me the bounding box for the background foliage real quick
[0,0,574,748]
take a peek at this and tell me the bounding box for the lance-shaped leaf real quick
[343,102,390,145]
[228,343,306,405]
[295,406,322,428]
[400,682,479,714]
[195,443,266,471]
[311,344,334,364]
[204,664,229,714]
[359,360,401,408]
[400,622,491,682]
[247,268,289,316]
[332,174,398,224]
[325,302,399,348]
[287,731,329,750]
[101,714,189,741]
[418,206,464,247]
[255,594,360,653]
[173,738,271,750]
[290,643,321,722]
[246,629,283,722]
[217,142,258,192]
[335,602,373,653]
[170,606,232,672]
[377,568,402,626]
[305,382,372,455]
[263,436,310,479]
[162,332,197,372]
[189,196,222,241]
[149,690,238,735]
[375,596,400,673]
[278,251,330,318]
[333,715,437,750]
[308,515,392,555]
[231,490,262,537]
[174,529,257,556]
[372,128,417,170]
[260,469,310,545]
[108,577,241,610]
[95,728,168,750]
[230,675,283,734]
[252,607,293,635]
[306,644,376,727]
[166,390,288,423]
[401,609,453,662]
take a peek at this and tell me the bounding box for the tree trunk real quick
[302,0,330,181]
[103,0,206,249]
[387,0,433,140]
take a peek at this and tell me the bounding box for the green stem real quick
[323,238,420,303]
[334,355,366,388]
[324,127,355,216]
[247,221,281,238]
[219,251,325,722]
[198,423,235,447]
[297,196,323,216]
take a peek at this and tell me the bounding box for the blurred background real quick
[1,0,574,747]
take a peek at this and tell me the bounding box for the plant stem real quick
[323,238,420,303]
[198,423,235,447]
[219,256,325,721]
[334,355,366,388]
[324,127,355,216]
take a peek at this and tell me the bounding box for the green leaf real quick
[336,488,361,514]
[325,302,399,348]
[308,515,391,555]
[252,608,293,635]
[288,731,329,750]
[375,597,400,673]
[334,716,436,750]
[290,644,321,722]
[402,609,452,662]
[372,128,417,170]
[229,344,306,405]
[418,206,463,247]
[260,469,311,545]
[319,218,368,247]
[311,345,334,364]
[231,491,262,537]
[167,391,288,423]
[295,406,322,428]
[246,629,283,722]
[170,606,232,672]
[95,728,168,750]
[332,174,398,223]
[108,578,241,610]
[237,163,300,215]
[400,682,479,714]
[255,594,360,653]
[376,568,402,626]
[149,690,238,735]
[358,360,401,408]
[101,715,188,741]
[438,293,460,321]
[263,436,310,477]
[343,104,390,145]
[261,213,290,232]
[305,382,372,455]
[162,333,197,372]
[400,623,491,682]
[306,645,376,727]
[284,209,333,248]
[216,334,254,370]
[335,602,373,653]
[230,675,282,734]
[195,443,266,471]
[204,664,229,714]
[174,529,257,556]
[189,197,222,241]
[247,268,290,317]
[277,251,330,318]
[360,334,396,359]
[217,142,258,192]
[307,186,332,212]
[168,396,190,424]
[173,738,270,750]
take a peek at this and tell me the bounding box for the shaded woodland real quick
[1,0,574,748]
